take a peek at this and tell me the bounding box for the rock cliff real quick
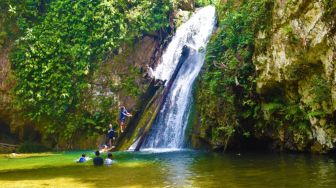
[193,0,336,153]
[254,0,336,153]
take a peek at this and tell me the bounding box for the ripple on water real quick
[0,150,336,187]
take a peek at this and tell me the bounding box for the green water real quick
[0,150,335,188]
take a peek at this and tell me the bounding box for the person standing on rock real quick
[107,123,116,149]
[119,106,132,133]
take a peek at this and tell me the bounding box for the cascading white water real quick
[140,6,216,151]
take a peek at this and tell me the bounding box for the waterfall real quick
[140,6,216,151]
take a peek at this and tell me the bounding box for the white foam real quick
[138,6,216,150]
[139,148,193,153]
[152,6,216,82]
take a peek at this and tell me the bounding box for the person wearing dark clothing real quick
[119,106,132,133]
[107,124,115,149]
[93,150,103,166]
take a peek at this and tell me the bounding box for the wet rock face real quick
[254,0,336,153]
[92,32,168,110]
[0,47,13,119]
[178,0,195,11]
[0,46,27,141]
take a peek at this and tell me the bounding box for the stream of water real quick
[140,6,216,151]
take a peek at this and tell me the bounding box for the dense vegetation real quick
[196,0,274,149]
[195,0,336,152]
[2,0,171,144]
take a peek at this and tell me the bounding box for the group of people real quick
[77,151,114,166]
[77,64,164,166]
[76,106,133,166]
[93,150,114,166]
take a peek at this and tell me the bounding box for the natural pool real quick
[0,150,335,188]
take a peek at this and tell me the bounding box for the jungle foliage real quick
[6,0,171,141]
[196,0,274,148]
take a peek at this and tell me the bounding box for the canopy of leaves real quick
[8,0,171,138]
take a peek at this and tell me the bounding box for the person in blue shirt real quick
[77,153,87,163]
[93,150,103,166]
[107,124,115,149]
[119,106,132,133]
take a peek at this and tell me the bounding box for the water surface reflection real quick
[0,150,335,187]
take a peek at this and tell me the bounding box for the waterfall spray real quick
[139,6,216,151]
